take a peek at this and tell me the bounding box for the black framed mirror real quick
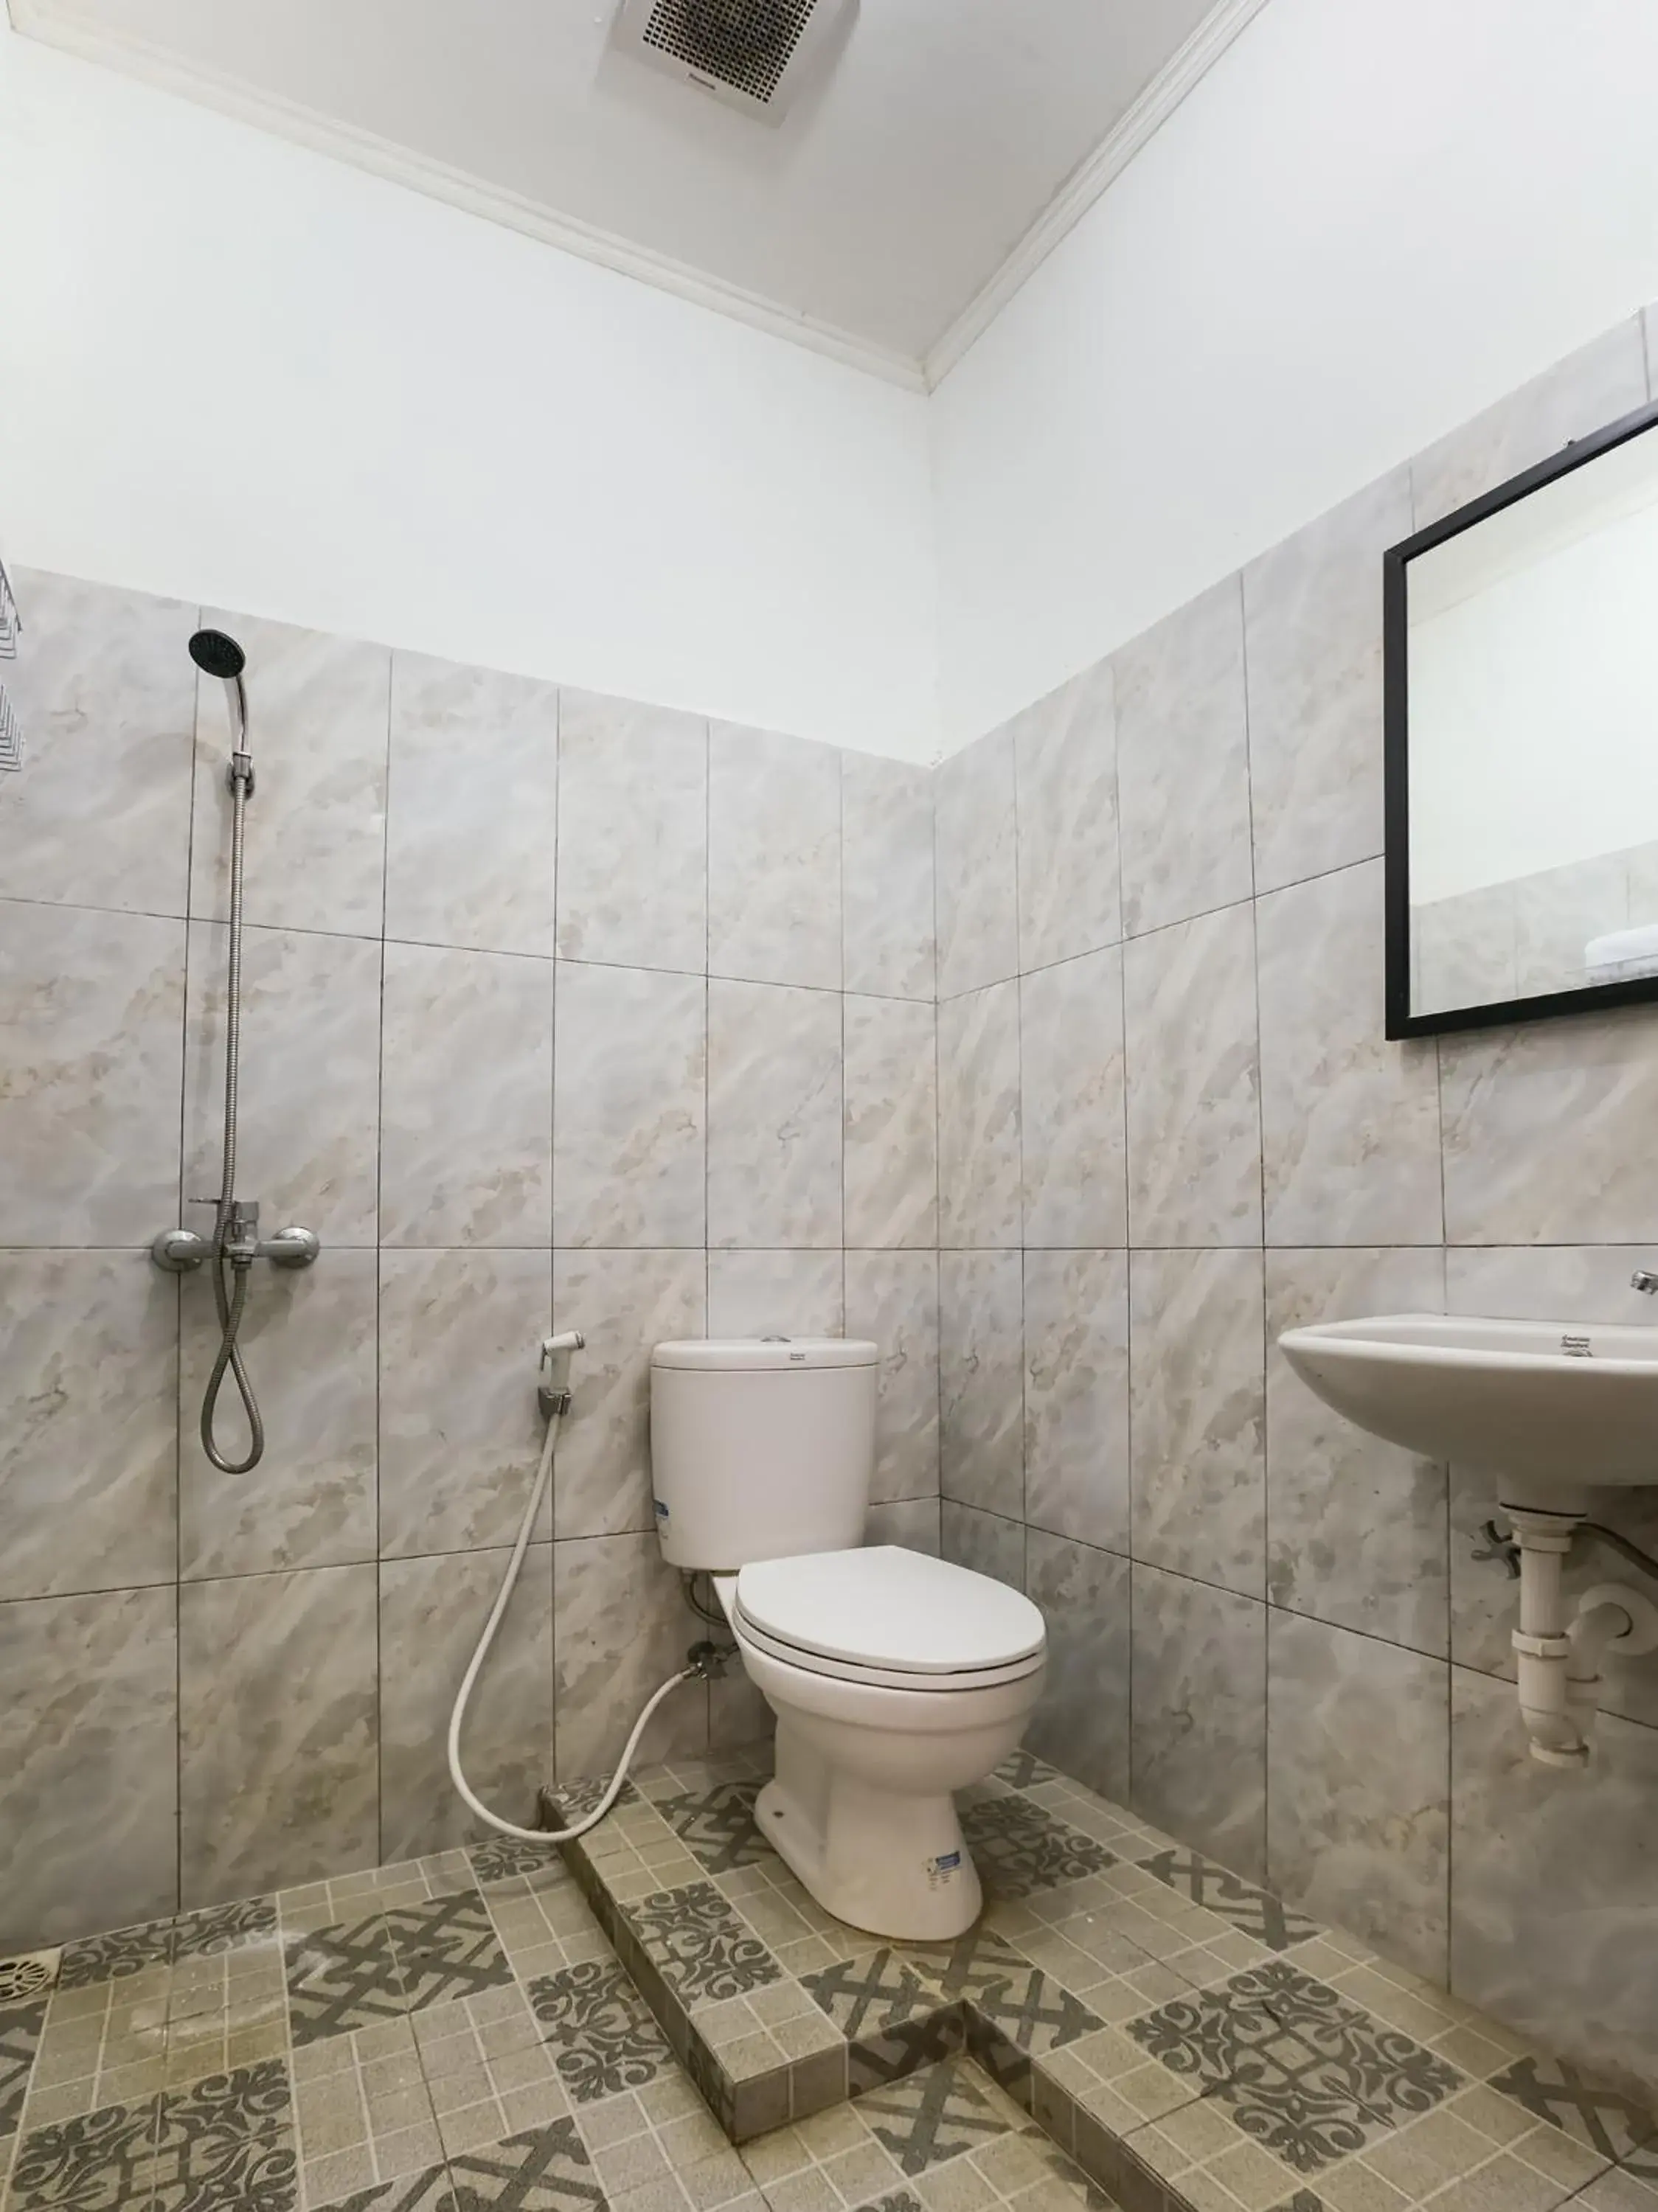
[1384,395,1658,1037]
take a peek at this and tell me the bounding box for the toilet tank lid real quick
[736,1545,1046,1673]
[652,1338,878,1371]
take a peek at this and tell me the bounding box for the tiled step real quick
[547,1747,1658,2212]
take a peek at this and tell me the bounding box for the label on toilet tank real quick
[654,1498,670,1523]
[924,1849,962,1889]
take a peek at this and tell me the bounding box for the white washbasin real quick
[1277,1312,1658,1511]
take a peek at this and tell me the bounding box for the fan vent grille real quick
[642,0,817,103]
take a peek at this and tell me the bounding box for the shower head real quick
[188,629,246,680]
[189,630,250,757]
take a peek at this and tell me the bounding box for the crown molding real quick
[6,0,929,394]
[920,0,1275,390]
[10,0,1269,400]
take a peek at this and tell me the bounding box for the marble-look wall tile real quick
[1444,1242,1658,1325]
[1020,949,1127,1249]
[554,1534,709,1776]
[707,1250,844,1338]
[0,1586,178,1951]
[0,1251,177,1600]
[1013,661,1120,973]
[844,994,937,1249]
[553,1248,706,1540]
[553,961,706,1248]
[935,726,1018,999]
[1411,320,1648,529]
[385,652,558,956]
[381,1545,553,1860]
[1025,1531,1130,1805]
[379,1248,551,1557]
[1258,859,1443,1245]
[941,1500,1025,1590]
[179,1563,379,1905]
[2,570,196,915]
[555,690,707,975]
[1450,1666,1658,2093]
[866,1498,940,1554]
[937,981,1021,1248]
[190,611,389,937]
[841,753,934,1001]
[1266,1248,1448,1656]
[380,941,553,1247]
[1130,1248,1265,1599]
[1124,903,1261,1247]
[1131,1565,1266,1880]
[179,1250,377,1579]
[1022,1250,1128,1554]
[1267,1613,1449,1980]
[1440,1004,1658,1244]
[846,1251,939,1504]
[0,900,184,1247]
[939,1249,1023,1520]
[186,921,383,1248]
[1115,578,1253,938]
[1244,470,1411,895]
[708,723,841,990]
[707,979,842,1248]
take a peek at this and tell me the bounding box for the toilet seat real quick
[732,1545,1046,1692]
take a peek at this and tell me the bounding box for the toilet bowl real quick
[649,1338,1048,1941]
[715,1546,1046,1939]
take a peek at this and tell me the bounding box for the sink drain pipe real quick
[1507,1509,1658,1766]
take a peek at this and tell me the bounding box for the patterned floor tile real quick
[468,1840,569,1891]
[993,1753,1063,1794]
[657,1786,774,1877]
[957,1800,1116,1905]
[147,2057,298,2211]
[1489,2057,1658,2174]
[1133,1854,1320,1955]
[1,1999,48,2136]
[527,1962,676,2105]
[801,1952,946,2044]
[1125,1959,1464,2177]
[307,2166,451,2212]
[858,2058,1021,2178]
[57,1922,176,1994]
[386,1895,516,2014]
[443,2114,608,2211]
[170,1901,282,1968]
[6,2093,164,2211]
[285,1919,409,2050]
[622,1885,785,2011]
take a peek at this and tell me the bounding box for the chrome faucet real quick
[1632,1268,1658,1295]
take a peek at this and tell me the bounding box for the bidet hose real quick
[447,1399,696,1846]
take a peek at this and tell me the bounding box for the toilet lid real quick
[734,1546,1046,1677]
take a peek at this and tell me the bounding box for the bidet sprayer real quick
[538,1331,585,1419]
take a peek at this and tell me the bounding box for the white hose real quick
[447,1399,696,1845]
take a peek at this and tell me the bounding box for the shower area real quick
[0,567,945,1949]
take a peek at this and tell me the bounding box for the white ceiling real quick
[9,0,1260,384]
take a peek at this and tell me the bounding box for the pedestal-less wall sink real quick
[1277,1312,1658,1512]
[1277,1312,1658,1765]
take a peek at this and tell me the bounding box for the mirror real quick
[1384,398,1658,1036]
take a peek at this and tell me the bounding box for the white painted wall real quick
[930,0,1658,752]
[0,27,937,760]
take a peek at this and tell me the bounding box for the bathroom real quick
[3,0,1658,2208]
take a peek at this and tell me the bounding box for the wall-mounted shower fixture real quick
[150,628,319,1475]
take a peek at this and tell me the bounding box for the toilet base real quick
[756,1728,984,1941]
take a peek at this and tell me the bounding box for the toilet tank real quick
[650,1338,879,1571]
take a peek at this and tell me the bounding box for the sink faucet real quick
[1634,1269,1658,1295]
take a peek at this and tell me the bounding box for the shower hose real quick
[447,1392,697,1846]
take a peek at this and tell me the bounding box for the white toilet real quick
[650,1335,1047,1940]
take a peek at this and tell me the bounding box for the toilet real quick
[650,1335,1047,1940]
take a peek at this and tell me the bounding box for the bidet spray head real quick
[538,1331,584,1419]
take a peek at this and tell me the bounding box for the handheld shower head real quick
[189,629,249,754]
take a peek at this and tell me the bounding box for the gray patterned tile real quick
[7,2094,164,2212]
[150,2057,296,2208]
[859,2056,1016,2177]
[1488,2056,1658,2171]
[1134,1853,1319,1954]
[656,1784,770,1875]
[443,2115,606,2211]
[1127,1959,1462,2174]
[527,1961,675,2104]
[622,1883,783,2009]
[957,1797,1114,1902]
[384,1892,514,2013]
[284,1915,407,2048]
[0,2000,46,2136]
[800,1948,947,2044]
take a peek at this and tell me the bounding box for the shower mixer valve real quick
[150,1203,321,1273]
